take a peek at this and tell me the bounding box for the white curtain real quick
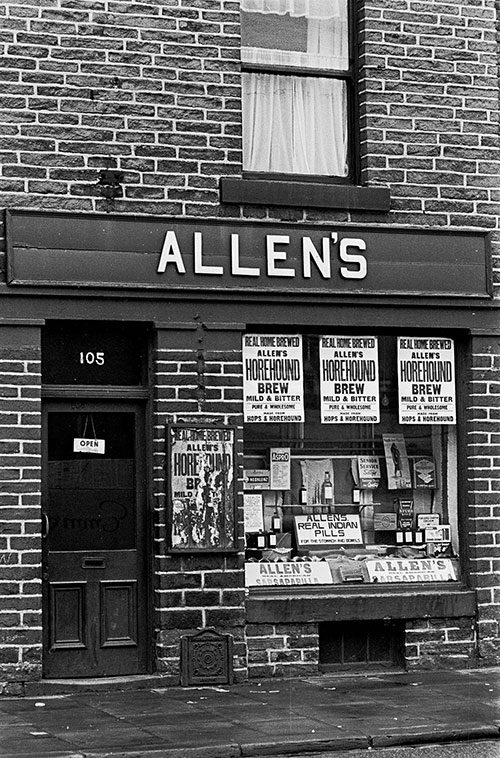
[241,0,342,21]
[241,18,346,70]
[241,0,349,175]
[243,73,347,175]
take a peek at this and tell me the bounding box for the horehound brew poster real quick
[319,335,379,423]
[398,336,456,424]
[243,334,304,423]
[168,425,236,551]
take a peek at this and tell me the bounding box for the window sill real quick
[246,586,476,623]
[220,177,391,212]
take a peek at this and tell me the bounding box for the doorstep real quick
[24,673,174,697]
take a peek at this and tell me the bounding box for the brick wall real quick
[467,336,500,664]
[359,0,500,233]
[0,326,42,695]
[405,618,478,670]
[0,0,242,244]
[153,325,247,682]
[246,623,319,679]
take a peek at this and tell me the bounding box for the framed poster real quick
[167,424,236,552]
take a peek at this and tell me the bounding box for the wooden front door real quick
[42,402,148,678]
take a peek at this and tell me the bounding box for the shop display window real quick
[243,333,460,587]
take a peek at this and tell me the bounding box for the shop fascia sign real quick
[6,212,491,298]
[157,230,368,281]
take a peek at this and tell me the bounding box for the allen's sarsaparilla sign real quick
[5,211,492,298]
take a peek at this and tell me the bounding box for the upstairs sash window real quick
[241,0,351,178]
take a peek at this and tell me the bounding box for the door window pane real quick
[47,412,136,551]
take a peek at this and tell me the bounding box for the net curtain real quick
[241,0,349,175]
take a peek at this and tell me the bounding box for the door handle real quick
[42,513,49,539]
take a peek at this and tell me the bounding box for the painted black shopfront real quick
[3,209,497,681]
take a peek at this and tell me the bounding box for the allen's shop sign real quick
[6,211,492,299]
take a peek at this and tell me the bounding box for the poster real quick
[243,334,304,423]
[398,337,456,424]
[383,434,412,490]
[294,513,363,547]
[357,455,381,488]
[397,498,414,530]
[319,335,379,423]
[243,493,264,533]
[365,558,456,583]
[270,447,291,490]
[245,561,332,587]
[417,513,440,529]
[373,513,398,531]
[243,469,270,490]
[412,457,436,488]
[168,425,236,551]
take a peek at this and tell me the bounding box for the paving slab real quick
[0,668,498,758]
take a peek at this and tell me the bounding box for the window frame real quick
[240,0,359,185]
[242,328,464,588]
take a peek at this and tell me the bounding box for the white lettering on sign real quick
[157,231,368,282]
[230,234,260,277]
[157,231,186,273]
[194,231,223,275]
[245,561,332,587]
[339,238,367,279]
[267,235,295,278]
[302,234,333,278]
[73,437,105,455]
[79,351,104,366]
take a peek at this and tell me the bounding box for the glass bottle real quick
[321,471,333,505]
[299,479,308,505]
[271,509,281,532]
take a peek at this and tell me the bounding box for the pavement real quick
[0,667,499,758]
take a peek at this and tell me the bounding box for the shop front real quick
[2,209,497,686]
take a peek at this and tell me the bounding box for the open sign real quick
[73,437,105,455]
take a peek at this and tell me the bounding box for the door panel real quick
[101,581,138,646]
[50,583,85,648]
[42,403,148,678]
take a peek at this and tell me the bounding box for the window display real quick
[243,333,459,587]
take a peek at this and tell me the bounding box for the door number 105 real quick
[79,351,105,366]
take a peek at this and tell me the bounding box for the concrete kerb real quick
[371,725,500,748]
[15,728,499,758]
[240,736,369,755]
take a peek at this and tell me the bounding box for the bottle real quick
[271,509,281,532]
[321,471,333,505]
[299,479,308,505]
